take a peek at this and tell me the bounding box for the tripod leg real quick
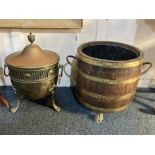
[11,93,22,113]
[50,90,61,112]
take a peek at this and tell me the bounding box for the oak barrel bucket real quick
[65,41,152,123]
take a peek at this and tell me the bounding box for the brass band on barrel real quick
[75,93,130,112]
[77,68,140,85]
[78,88,135,100]
[77,53,143,68]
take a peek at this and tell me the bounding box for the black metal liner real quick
[82,45,139,61]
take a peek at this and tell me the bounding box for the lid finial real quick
[28,32,35,44]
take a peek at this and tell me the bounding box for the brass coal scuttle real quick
[4,33,63,113]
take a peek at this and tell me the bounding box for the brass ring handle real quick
[64,55,77,78]
[141,62,152,75]
[59,64,64,77]
[4,64,9,77]
[58,64,64,84]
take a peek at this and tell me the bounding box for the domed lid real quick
[5,33,60,69]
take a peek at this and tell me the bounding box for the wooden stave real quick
[75,56,141,112]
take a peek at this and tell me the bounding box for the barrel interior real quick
[82,44,140,61]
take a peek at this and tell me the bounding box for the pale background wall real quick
[0,19,154,88]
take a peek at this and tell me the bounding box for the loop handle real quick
[66,55,76,68]
[4,64,9,76]
[64,55,77,78]
[141,62,152,75]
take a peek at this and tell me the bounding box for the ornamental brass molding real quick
[7,65,58,83]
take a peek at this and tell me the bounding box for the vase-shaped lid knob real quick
[28,32,35,44]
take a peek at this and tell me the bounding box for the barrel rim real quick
[77,41,144,64]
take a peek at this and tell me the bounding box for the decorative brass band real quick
[77,53,143,68]
[77,68,140,85]
[8,65,58,83]
[75,93,130,112]
[78,88,135,100]
[11,75,58,83]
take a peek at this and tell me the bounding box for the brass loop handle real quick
[4,64,9,77]
[66,55,77,68]
[64,63,71,78]
[64,55,77,78]
[141,62,152,75]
